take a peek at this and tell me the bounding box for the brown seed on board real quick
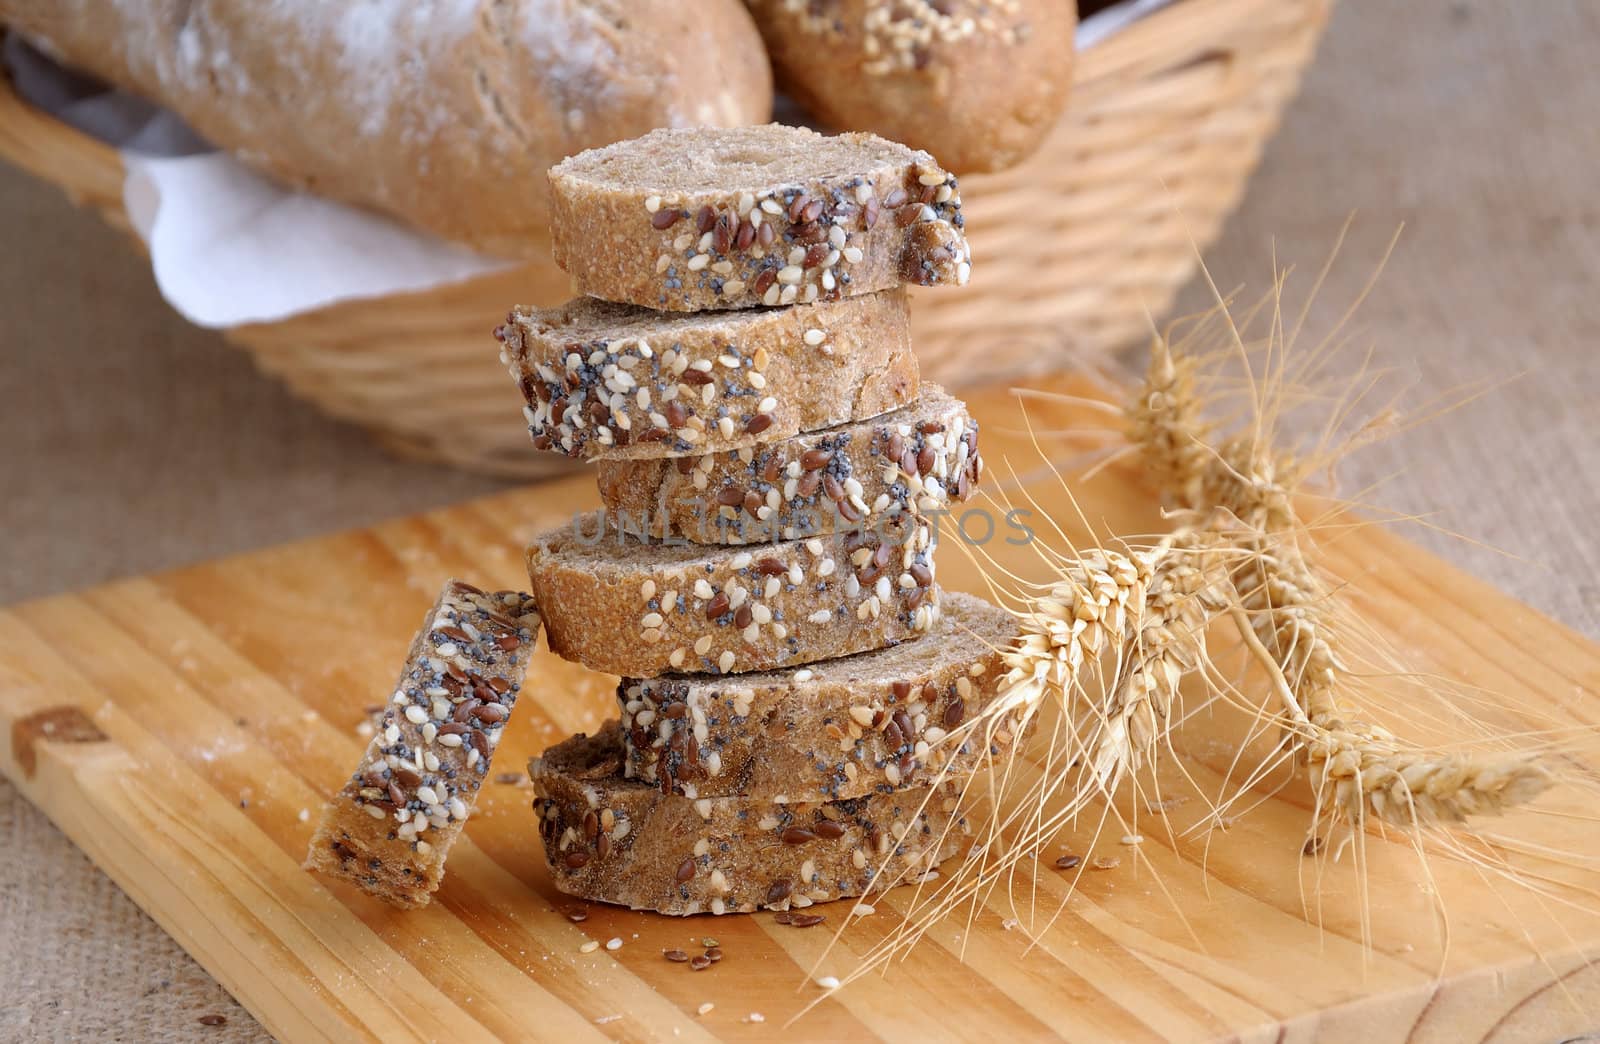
[564,905,589,923]
[787,914,826,928]
[747,413,774,435]
[773,911,794,925]
[801,448,832,471]
[690,954,713,971]
[652,208,681,230]
[696,205,717,233]
[1054,854,1082,870]
[943,698,965,727]
[197,1014,228,1027]
[706,592,730,619]
[814,820,847,840]
[705,946,724,963]
[765,879,792,905]
[676,857,697,883]
[781,827,819,845]
[564,850,591,869]
[664,948,690,962]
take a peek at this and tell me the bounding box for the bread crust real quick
[596,383,981,543]
[531,721,969,914]
[526,512,940,677]
[548,125,971,311]
[617,592,1024,801]
[499,290,917,460]
[5,0,773,256]
[303,581,540,908]
[746,0,1077,173]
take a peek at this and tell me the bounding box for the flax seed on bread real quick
[618,591,1024,801]
[304,581,540,908]
[596,383,981,543]
[498,289,916,460]
[548,124,971,311]
[525,512,940,677]
[531,721,968,915]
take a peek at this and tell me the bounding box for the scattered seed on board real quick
[605,937,623,951]
[197,1014,227,1027]
[697,1002,715,1016]
[1054,854,1082,870]
[495,772,524,784]
[564,904,589,923]
[1121,834,1144,845]
[816,975,840,990]
[690,954,713,971]
[580,940,600,953]
[1302,835,1325,856]
[1091,855,1121,871]
[747,1013,766,1024]
[664,949,690,963]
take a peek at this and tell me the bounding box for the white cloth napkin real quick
[2,1,1166,328]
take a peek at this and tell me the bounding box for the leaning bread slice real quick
[597,383,981,544]
[548,124,971,311]
[531,721,968,915]
[498,289,916,460]
[618,592,1024,801]
[526,512,939,677]
[304,581,540,908]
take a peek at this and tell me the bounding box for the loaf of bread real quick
[744,1,1076,173]
[526,512,940,677]
[548,124,971,311]
[617,591,1023,801]
[3,1,773,256]
[597,383,981,543]
[304,581,541,908]
[498,289,916,460]
[531,721,968,914]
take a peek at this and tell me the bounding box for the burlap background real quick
[2,1,1595,1039]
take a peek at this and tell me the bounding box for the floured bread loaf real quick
[548,124,971,311]
[525,512,940,677]
[498,289,915,460]
[618,591,1023,801]
[531,721,968,914]
[4,0,774,255]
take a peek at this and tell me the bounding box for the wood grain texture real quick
[1,376,1597,1042]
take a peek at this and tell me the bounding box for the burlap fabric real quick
[2,1,1595,1038]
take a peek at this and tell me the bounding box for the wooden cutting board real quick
[3,377,1598,1043]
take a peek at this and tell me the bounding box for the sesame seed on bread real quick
[304,581,540,908]
[745,0,1077,174]
[548,124,971,312]
[596,383,981,543]
[525,512,940,677]
[498,289,917,460]
[618,591,1025,802]
[531,720,969,915]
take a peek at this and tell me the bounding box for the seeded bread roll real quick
[304,581,541,908]
[532,721,968,915]
[548,124,971,311]
[597,383,981,543]
[745,0,1076,174]
[525,512,940,677]
[618,592,1025,801]
[4,1,774,257]
[497,290,916,460]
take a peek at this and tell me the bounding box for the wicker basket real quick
[0,0,1330,477]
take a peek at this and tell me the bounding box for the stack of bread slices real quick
[502,125,1022,916]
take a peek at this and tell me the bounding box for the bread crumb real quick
[297,808,310,823]
[1121,834,1143,845]
[595,1014,622,1025]
[355,721,375,739]
[746,1013,766,1023]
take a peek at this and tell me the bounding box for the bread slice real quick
[617,592,1022,802]
[525,512,939,677]
[531,721,969,915]
[304,581,541,908]
[548,124,972,312]
[596,383,982,544]
[498,290,916,460]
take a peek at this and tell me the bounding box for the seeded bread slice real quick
[525,512,939,677]
[498,289,916,460]
[617,592,1023,802]
[596,383,982,544]
[531,721,969,915]
[548,124,971,312]
[304,581,541,908]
